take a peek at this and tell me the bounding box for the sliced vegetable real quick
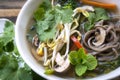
[54,55,70,73]
[81,0,117,10]
[70,44,78,51]
[70,35,83,49]
[44,68,54,75]
[70,35,87,53]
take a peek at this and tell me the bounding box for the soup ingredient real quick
[0,20,45,80]
[34,5,73,42]
[73,6,91,17]
[37,43,45,56]
[33,0,51,21]
[69,48,97,76]
[83,20,120,61]
[81,0,117,10]
[57,0,79,9]
[54,53,70,72]
[32,35,39,47]
[35,7,73,42]
[0,21,32,80]
[44,68,54,75]
[71,35,83,49]
[84,8,109,31]
[70,35,87,53]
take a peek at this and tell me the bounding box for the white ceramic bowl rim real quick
[15,0,120,80]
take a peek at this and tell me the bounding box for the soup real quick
[27,0,120,78]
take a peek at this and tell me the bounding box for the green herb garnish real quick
[57,0,78,9]
[69,48,97,76]
[44,68,54,75]
[84,8,110,31]
[34,2,73,42]
[0,20,45,80]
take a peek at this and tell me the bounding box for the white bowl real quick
[15,0,120,80]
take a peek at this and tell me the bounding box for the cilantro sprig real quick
[0,21,32,80]
[69,48,97,76]
[84,8,110,31]
[0,20,45,80]
[34,0,73,42]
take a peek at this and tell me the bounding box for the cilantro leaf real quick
[0,67,32,80]
[4,20,14,38]
[95,8,110,21]
[0,21,14,48]
[33,0,51,21]
[84,21,94,31]
[3,40,14,52]
[0,54,32,80]
[39,0,51,10]
[8,68,32,80]
[0,20,45,80]
[84,8,109,31]
[55,8,73,23]
[88,12,96,24]
[84,12,96,31]
[0,21,32,80]
[34,8,45,21]
[75,64,87,76]
[38,27,56,41]
[35,5,73,42]
[57,0,78,9]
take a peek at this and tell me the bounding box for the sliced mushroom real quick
[72,6,94,17]
[81,5,94,12]
[92,27,106,46]
[95,20,104,27]
[56,39,65,52]
[73,6,94,13]
[32,35,39,47]
[55,53,64,66]
[54,53,70,73]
